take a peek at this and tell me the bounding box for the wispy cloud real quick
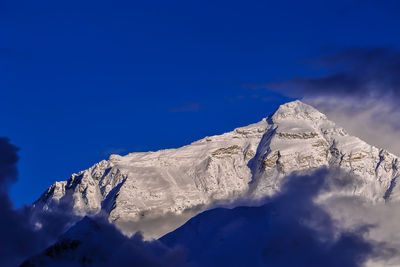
[253,46,400,155]
[161,168,396,266]
[23,216,187,266]
[269,47,400,99]
[0,138,78,266]
[0,138,185,266]
[104,147,128,156]
[169,103,200,113]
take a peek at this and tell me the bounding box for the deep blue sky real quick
[2,0,399,206]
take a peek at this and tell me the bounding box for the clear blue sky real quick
[2,0,399,206]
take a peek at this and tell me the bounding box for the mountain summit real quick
[34,100,400,239]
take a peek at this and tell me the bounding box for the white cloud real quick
[304,95,400,157]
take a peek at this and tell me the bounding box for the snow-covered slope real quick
[34,100,400,239]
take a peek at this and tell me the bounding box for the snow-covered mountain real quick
[34,100,400,239]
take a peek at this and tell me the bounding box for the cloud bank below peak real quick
[161,168,397,266]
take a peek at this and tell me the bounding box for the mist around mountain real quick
[3,101,400,266]
[22,168,400,266]
[33,101,400,241]
[161,169,383,267]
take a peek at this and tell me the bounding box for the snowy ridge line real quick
[34,100,400,239]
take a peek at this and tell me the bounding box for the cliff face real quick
[34,100,400,239]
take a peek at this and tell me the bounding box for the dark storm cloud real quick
[0,137,19,192]
[23,216,187,266]
[264,46,400,156]
[161,168,395,266]
[270,47,400,99]
[2,140,400,265]
[0,138,79,266]
[0,137,186,266]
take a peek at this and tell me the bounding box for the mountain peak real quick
[271,100,327,122]
[34,100,400,240]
